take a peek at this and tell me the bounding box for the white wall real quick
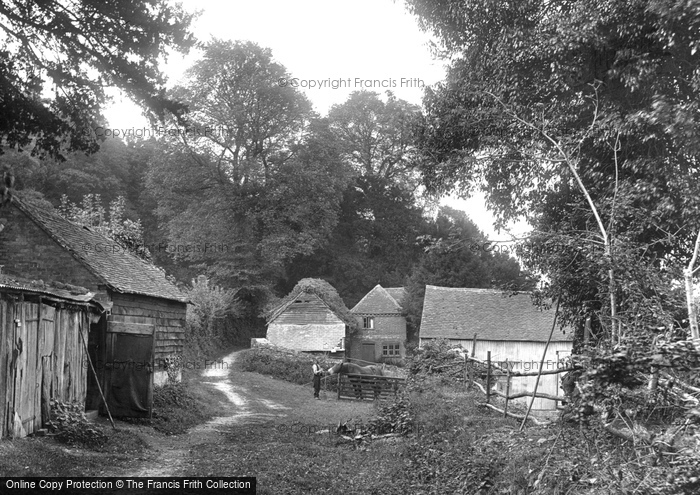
[421,338,573,410]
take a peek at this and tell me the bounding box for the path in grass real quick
[130,349,375,478]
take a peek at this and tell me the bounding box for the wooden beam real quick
[492,389,567,402]
[107,321,155,335]
[480,403,549,426]
[465,355,577,377]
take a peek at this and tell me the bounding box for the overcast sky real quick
[104,0,530,240]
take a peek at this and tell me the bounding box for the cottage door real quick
[360,342,376,363]
[103,319,156,417]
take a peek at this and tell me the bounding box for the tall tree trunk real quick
[684,229,700,348]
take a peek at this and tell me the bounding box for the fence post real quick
[337,373,341,400]
[486,351,491,404]
[464,357,470,390]
[504,360,511,418]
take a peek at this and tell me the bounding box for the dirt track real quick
[120,350,375,477]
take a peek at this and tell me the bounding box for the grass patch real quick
[0,426,149,477]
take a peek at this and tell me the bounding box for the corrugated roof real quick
[0,274,96,303]
[419,285,572,342]
[351,284,403,315]
[14,199,186,303]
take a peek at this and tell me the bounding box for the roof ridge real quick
[425,285,529,295]
[351,284,402,314]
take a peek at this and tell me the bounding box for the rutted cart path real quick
[120,349,374,477]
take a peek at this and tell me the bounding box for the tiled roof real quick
[351,284,403,315]
[384,287,406,305]
[420,285,572,342]
[14,199,187,303]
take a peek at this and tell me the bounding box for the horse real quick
[327,361,384,399]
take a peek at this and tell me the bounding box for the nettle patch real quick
[368,393,414,435]
[47,399,107,448]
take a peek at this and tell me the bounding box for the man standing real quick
[312,359,323,399]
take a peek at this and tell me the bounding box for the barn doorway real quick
[102,319,155,417]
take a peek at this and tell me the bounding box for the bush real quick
[47,400,107,448]
[150,382,207,435]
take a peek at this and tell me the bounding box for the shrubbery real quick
[238,345,336,387]
[408,338,464,380]
[151,382,208,435]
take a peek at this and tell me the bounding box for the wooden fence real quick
[337,373,406,401]
[433,350,577,425]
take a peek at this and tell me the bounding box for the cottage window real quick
[382,343,400,356]
[363,317,374,329]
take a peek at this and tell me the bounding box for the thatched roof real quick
[267,278,357,329]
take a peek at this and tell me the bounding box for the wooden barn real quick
[266,279,353,353]
[0,197,187,417]
[349,285,407,363]
[0,277,103,438]
[419,285,573,411]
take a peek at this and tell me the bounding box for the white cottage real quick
[266,279,352,353]
[419,285,574,410]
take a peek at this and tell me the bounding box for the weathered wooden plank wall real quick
[427,338,573,410]
[0,293,91,438]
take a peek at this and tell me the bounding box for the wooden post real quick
[78,326,115,429]
[464,356,470,390]
[504,363,511,418]
[520,298,560,431]
[486,351,491,404]
[471,333,477,357]
[337,373,341,400]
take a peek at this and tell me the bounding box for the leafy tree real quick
[0,0,195,159]
[282,92,428,304]
[407,0,700,340]
[6,138,134,204]
[186,275,242,339]
[58,193,150,261]
[406,0,700,457]
[404,206,535,340]
[328,90,422,191]
[282,174,428,305]
[147,41,351,287]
